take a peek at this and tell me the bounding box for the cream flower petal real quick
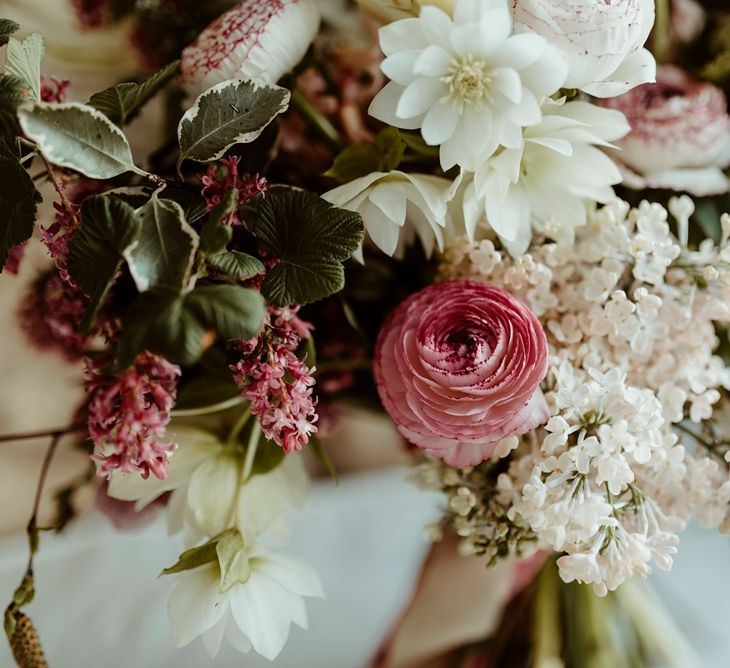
[167,564,229,649]
[186,452,240,537]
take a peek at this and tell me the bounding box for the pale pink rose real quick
[602,66,730,196]
[374,281,549,468]
[181,0,320,96]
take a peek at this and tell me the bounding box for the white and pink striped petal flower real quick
[182,0,320,95]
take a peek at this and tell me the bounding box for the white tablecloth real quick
[0,468,442,668]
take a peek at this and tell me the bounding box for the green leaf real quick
[0,18,20,46]
[0,75,26,135]
[216,531,249,592]
[5,33,43,102]
[177,78,290,165]
[207,250,264,281]
[249,189,364,306]
[89,60,180,126]
[325,128,406,183]
[310,434,339,485]
[160,530,238,576]
[118,284,266,367]
[199,189,235,255]
[68,196,140,331]
[0,144,42,271]
[158,184,208,224]
[250,437,286,477]
[18,102,143,179]
[125,193,199,292]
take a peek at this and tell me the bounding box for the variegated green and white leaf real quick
[4,32,43,102]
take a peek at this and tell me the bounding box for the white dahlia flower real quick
[323,171,451,260]
[181,0,320,96]
[462,99,629,255]
[511,0,656,98]
[368,0,567,171]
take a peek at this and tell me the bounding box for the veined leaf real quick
[177,78,290,165]
[68,196,140,331]
[0,75,28,136]
[199,189,235,255]
[207,250,264,281]
[216,531,249,592]
[0,142,42,271]
[18,102,144,179]
[248,188,364,306]
[160,529,238,576]
[125,193,199,292]
[5,33,43,102]
[118,284,266,368]
[0,19,20,46]
[325,128,406,183]
[89,60,180,126]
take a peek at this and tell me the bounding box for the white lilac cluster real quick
[431,199,730,595]
[327,0,655,259]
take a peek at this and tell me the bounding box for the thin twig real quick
[37,152,80,227]
[0,424,86,445]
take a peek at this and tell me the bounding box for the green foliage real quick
[325,127,406,183]
[160,530,237,576]
[207,250,265,281]
[216,531,249,591]
[0,19,19,46]
[0,75,27,136]
[89,60,180,126]
[125,193,199,292]
[177,78,290,166]
[0,140,42,271]
[248,188,364,306]
[5,33,43,103]
[199,189,236,255]
[68,196,140,331]
[18,102,143,179]
[310,434,339,485]
[118,284,266,367]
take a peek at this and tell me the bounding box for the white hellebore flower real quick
[512,0,656,98]
[181,0,321,96]
[323,171,450,260]
[368,0,567,171]
[108,426,308,544]
[463,99,629,255]
[167,545,323,660]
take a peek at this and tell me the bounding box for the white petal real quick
[379,18,427,56]
[413,45,452,77]
[108,427,222,506]
[484,177,530,244]
[369,82,422,130]
[421,100,460,145]
[167,564,228,648]
[491,67,522,104]
[419,6,454,51]
[454,0,505,23]
[369,181,408,225]
[362,200,401,255]
[322,172,386,208]
[251,551,325,598]
[224,617,254,654]
[645,167,730,197]
[187,452,240,537]
[520,42,568,97]
[229,573,293,661]
[582,48,657,98]
[396,77,447,119]
[201,613,228,658]
[381,51,420,85]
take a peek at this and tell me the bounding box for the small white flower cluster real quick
[436,199,730,595]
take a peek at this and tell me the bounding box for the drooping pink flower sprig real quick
[85,351,181,480]
[40,202,80,286]
[40,75,70,103]
[18,273,90,361]
[5,243,26,275]
[230,306,318,453]
[201,156,268,226]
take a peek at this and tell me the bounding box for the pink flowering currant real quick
[85,351,181,479]
[201,156,268,226]
[230,307,318,453]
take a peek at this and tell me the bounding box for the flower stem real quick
[171,396,245,418]
[0,424,86,445]
[242,421,262,482]
[227,409,252,447]
[531,559,563,667]
[653,0,671,64]
[291,88,341,151]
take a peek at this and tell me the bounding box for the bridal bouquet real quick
[1,0,729,665]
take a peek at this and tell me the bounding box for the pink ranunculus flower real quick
[181,0,320,96]
[374,281,549,467]
[602,66,730,196]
